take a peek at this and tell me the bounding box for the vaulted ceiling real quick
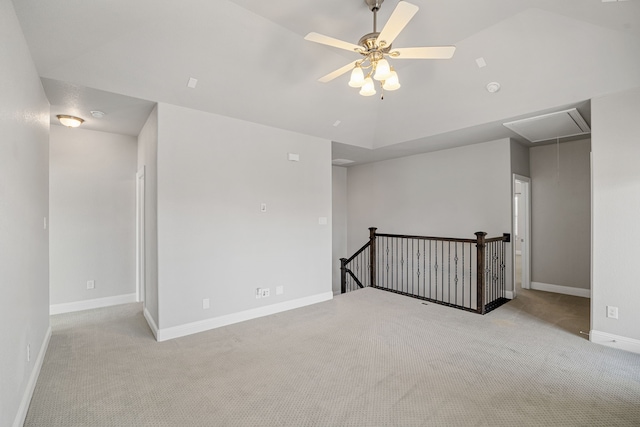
[12,0,640,163]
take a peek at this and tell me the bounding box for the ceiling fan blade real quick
[376,1,419,47]
[318,60,359,83]
[392,46,456,59]
[304,32,362,53]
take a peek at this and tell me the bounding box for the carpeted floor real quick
[25,287,640,426]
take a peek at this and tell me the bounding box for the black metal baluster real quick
[434,241,438,300]
[428,240,432,300]
[462,242,465,308]
[448,241,451,304]
[411,239,414,296]
[454,243,458,307]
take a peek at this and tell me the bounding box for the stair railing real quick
[341,227,511,315]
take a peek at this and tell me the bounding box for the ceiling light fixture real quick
[305,1,455,99]
[56,115,84,128]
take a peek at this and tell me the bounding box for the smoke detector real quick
[486,82,501,93]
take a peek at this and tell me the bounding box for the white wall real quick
[137,106,159,326]
[530,139,591,292]
[0,0,51,425]
[591,86,640,352]
[49,126,137,308]
[347,139,513,251]
[155,103,332,333]
[332,166,348,294]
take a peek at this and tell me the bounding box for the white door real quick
[513,175,531,293]
[136,167,146,305]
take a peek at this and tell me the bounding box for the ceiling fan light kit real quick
[305,0,455,99]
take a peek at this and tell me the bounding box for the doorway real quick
[513,175,531,295]
[136,167,146,305]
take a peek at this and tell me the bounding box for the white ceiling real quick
[12,0,640,163]
[42,78,156,136]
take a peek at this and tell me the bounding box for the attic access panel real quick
[503,108,591,143]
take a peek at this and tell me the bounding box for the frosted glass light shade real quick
[373,58,392,81]
[56,115,84,128]
[382,69,401,91]
[348,66,365,87]
[359,77,376,96]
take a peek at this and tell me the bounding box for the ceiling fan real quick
[304,0,456,97]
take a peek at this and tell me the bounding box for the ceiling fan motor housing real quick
[358,32,392,53]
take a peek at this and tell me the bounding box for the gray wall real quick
[332,166,348,295]
[347,139,513,250]
[0,0,50,425]
[49,126,137,305]
[511,140,530,177]
[592,86,640,343]
[137,106,159,326]
[530,139,591,290]
[346,138,514,290]
[155,103,332,330]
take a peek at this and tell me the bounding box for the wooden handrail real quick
[344,241,371,265]
[375,233,476,244]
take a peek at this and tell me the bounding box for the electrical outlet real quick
[202,298,210,310]
[261,288,270,298]
[607,306,618,319]
[256,288,262,299]
[27,344,30,362]
[276,286,284,295]
[87,280,95,290]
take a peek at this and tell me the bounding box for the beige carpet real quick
[25,288,640,426]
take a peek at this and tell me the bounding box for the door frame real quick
[136,167,146,305]
[513,174,532,294]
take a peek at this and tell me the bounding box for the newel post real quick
[475,231,487,314]
[340,258,347,294]
[369,227,377,288]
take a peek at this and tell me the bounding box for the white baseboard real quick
[530,282,590,298]
[156,291,334,342]
[143,307,159,340]
[13,326,51,427]
[590,330,640,355]
[50,293,137,315]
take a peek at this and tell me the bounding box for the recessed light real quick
[486,82,501,93]
[90,110,105,118]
